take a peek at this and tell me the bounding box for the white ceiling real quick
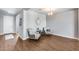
[0,8,22,15]
[30,8,73,15]
[0,8,73,15]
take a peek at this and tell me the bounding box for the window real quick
[3,16,14,34]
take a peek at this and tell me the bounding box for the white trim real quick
[0,33,16,35]
[51,34,78,40]
[16,33,29,40]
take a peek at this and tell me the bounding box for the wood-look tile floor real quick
[0,34,79,51]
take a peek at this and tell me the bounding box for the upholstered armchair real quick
[27,28,41,40]
[44,27,52,35]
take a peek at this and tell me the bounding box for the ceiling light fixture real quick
[48,8,53,16]
[40,8,56,16]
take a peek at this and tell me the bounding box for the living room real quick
[0,8,78,51]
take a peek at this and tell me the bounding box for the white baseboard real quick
[51,33,78,40]
[16,33,29,40]
[0,33,16,35]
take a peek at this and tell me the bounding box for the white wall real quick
[16,14,20,33]
[46,10,75,38]
[78,9,79,39]
[22,10,46,38]
[23,10,28,38]
[26,10,46,30]
[16,11,23,37]
[0,15,3,34]
[15,10,46,39]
